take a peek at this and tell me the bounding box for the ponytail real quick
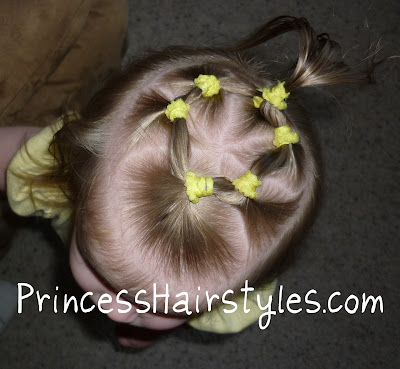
[230,16,368,91]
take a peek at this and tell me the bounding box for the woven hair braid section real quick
[248,88,296,182]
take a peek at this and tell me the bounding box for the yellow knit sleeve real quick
[188,279,276,333]
[6,118,72,241]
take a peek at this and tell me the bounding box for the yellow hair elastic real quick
[165,99,190,122]
[232,170,262,199]
[254,81,290,110]
[194,74,221,97]
[273,125,299,148]
[184,172,214,204]
[252,96,264,109]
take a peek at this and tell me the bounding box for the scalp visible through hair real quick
[37,16,372,294]
[95,59,313,284]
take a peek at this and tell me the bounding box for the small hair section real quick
[165,99,190,122]
[254,81,290,110]
[184,172,214,204]
[232,171,262,199]
[194,74,221,97]
[273,125,299,148]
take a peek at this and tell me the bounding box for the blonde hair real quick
[45,16,369,301]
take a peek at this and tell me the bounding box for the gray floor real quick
[1,1,399,368]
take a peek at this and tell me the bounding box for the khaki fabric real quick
[0,0,128,127]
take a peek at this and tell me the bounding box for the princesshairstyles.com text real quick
[17,281,383,329]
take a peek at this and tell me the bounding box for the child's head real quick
[57,16,366,314]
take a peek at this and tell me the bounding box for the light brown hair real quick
[34,16,370,302]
